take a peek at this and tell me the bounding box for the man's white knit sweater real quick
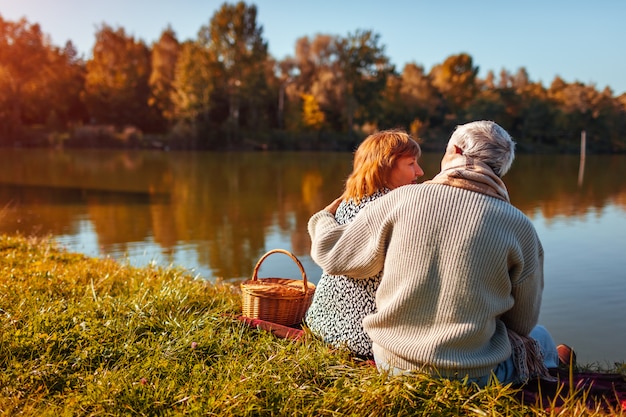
[308,182,544,378]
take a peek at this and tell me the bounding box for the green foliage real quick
[337,30,394,132]
[200,1,273,144]
[171,41,218,125]
[0,235,622,416]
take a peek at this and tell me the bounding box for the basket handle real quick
[251,249,309,293]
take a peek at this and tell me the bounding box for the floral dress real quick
[305,189,389,357]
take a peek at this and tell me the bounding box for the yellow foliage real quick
[409,119,426,141]
[301,93,325,130]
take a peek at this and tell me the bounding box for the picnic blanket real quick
[518,369,626,412]
[237,316,305,340]
[237,316,626,412]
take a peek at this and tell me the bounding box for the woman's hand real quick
[324,197,343,215]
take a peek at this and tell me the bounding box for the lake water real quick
[1,148,624,366]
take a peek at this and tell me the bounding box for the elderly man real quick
[308,120,559,386]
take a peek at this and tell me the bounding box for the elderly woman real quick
[308,121,559,386]
[305,129,423,358]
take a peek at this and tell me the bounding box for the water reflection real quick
[507,154,626,218]
[2,149,626,280]
[0,150,353,280]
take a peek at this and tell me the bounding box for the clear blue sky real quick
[2,0,624,95]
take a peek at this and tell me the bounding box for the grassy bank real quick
[0,235,622,416]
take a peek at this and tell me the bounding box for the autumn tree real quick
[547,77,595,148]
[170,40,221,147]
[336,30,393,134]
[293,35,337,93]
[301,93,325,130]
[276,57,299,130]
[549,79,626,152]
[464,89,509,132]
[510,80,555,148]
[287,31,392,137]
[149,27,180,130]
[198,1,272,146]
[380,63,441,140]
[0,16,45,140]
[585,87,626,152]
[28,41,86,134]
[430,53,479,120]
[401,63,440,121]
[0,16,84,142]
[289,34,342,132]
[465,68,526,133]
[310,65,344,132]
[83,24,157,132]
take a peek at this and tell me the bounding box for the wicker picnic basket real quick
[240,249,316,327]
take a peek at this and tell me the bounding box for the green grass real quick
[0,234,623,416]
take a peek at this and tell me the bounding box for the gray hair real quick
[448,120,516,177]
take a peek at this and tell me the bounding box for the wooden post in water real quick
[578,130,586,186]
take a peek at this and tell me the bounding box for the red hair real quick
[342,129,421,203]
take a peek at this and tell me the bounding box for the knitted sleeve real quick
[308,208,386,279]
[500,224,545,336]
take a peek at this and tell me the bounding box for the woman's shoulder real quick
[336,188,390,223]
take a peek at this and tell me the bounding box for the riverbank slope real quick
[0,234,622,416]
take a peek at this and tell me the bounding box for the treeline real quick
[1,2,625,153]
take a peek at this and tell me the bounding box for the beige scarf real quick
[507,329,555,383]
[425,154,510,203]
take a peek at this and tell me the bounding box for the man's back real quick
[358,182,544,377]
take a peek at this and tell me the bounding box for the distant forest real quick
[1,1,625,153]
